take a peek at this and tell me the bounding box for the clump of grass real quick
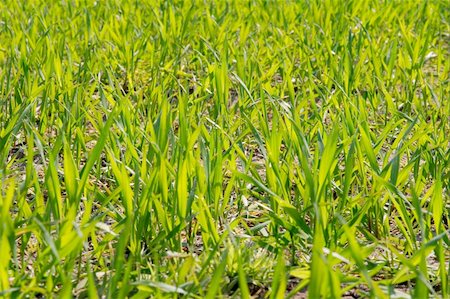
[0,0,448,298]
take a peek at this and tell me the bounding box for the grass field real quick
[0,0,449,298]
